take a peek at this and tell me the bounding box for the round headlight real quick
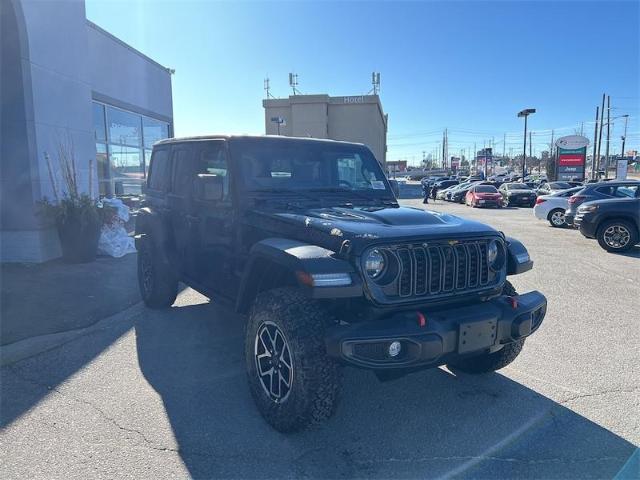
[365,249,385,278]
[487,239,504,270]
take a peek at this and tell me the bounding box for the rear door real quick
[167,142,198,276]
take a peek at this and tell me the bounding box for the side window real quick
[615,185,638,198]
[148,148,170,191]
[595,186,615,197]
[171,147,195,197]
[196,141,230,200]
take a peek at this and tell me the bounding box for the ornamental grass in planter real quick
[38,137,107,263]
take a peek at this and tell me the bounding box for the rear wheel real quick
[547,208,566,228]
[447,280,524,374]
[597,219,638,253]
[245,288,341,432]
[137,241,178,309]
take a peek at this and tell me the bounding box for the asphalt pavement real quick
[1,198,639,479]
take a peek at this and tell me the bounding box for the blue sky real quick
[86,0,639,164]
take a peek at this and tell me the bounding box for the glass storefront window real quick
[143,117,169,148]
[96,143,110,196]
[108,107,142,147]
[93,103,106,142]
[93,101,170,197]
[110,146,144,195]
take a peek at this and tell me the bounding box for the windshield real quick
[230,138,391,197]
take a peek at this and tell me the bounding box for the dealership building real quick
[263,94,388,165]
[1,0,173,262]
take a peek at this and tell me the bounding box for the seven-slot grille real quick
[387,240,498,298]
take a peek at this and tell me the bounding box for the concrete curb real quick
[0,302,145,367]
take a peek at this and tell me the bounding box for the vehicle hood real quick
[251,205,499,255]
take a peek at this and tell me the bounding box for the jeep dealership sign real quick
[555,135,589,181]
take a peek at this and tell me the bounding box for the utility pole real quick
[620,114,629,160]
[596,93,605,177]
[591,106,600,180]
[529,131,533,173]
[442,129,447,169]
[580,122,584,136]
[502,133,506,161]
[473,142,476,172]
[550,129,555,179]
[604,95,611,179]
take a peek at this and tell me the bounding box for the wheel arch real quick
[235,238,362,314]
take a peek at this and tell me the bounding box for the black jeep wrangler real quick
[135,135,547,432]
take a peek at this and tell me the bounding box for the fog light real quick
[388,341,402,357]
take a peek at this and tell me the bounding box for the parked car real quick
[536,181,573,196]
[574,196,640,252]
[448,181,480,202]
[465,184,503,208]
[432,179,458,198]
[439,184,461,200]
[564,180,640,226]
[499,183,537,207]
[136,135,546,432]
[533,187,583,227]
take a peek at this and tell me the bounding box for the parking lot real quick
[1,197,639,479]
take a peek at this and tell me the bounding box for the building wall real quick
[87,22,173,122]
[0,0,172,263]
[263,94,387,165]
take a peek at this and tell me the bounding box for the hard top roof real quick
[155,134,366,148]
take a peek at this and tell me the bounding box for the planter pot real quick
[56,217,101,263]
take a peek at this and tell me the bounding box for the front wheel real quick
[245,288,341,432]
[597,219,638,252]
[547,208,566,228]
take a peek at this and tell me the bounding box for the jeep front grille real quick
[366,239,503,303]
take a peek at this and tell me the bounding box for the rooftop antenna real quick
[289,72,300,95]
[369,72,381,95]
[264,77,274,99]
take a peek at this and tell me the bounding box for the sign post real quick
[616,159,628,180]
[555,135,589,182]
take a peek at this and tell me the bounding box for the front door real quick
[188,140,237,297]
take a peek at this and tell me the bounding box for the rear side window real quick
[171,146,195,197]
[148,148,170,191]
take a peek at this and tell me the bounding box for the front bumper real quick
[506,196,536,206]
[575,213,598,238]
[325,291,547,369]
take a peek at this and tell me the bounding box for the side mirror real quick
[194,174,224,202]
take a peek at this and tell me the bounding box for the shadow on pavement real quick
[135,301,637,479]
[1,254,140,345]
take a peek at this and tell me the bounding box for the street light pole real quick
[518,108,536,180]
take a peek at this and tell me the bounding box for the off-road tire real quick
[547,208,566,228]
[245,288,341,432]
[137,241,178,309]
[447,280,524,374]
[596,219,638,253]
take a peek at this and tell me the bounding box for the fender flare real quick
[505,236,533,275]
[235,238,362,313]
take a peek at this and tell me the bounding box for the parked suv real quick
[574,195,640,252]
[564,180,640,226]
[136,135,547,432]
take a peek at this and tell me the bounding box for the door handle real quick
[186,215,200,224]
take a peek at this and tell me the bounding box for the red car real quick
[465,185,503,208]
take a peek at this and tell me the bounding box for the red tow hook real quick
[417,312,427,327]
[508,296,519,309]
